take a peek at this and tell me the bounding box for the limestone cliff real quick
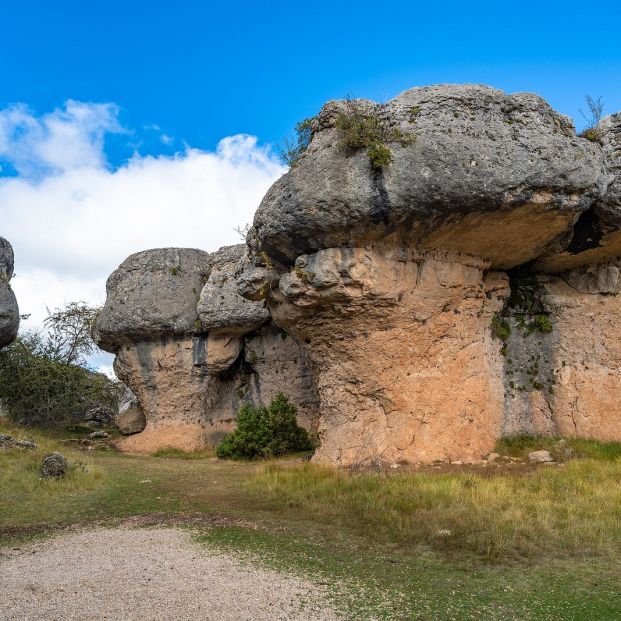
[0,237,19,349]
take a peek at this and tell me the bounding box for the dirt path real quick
[0,527,341,621]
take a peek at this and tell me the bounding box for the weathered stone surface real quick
[197,245,269,335]
[41,452,68,478]
[251,84,607,269]
[535,112,621,272]
[115,406,147,435]
[267,247,509,465]
[112,337,211,451]
[88,430,110,439]
[0,237,19,349]
[501,263,621,442]
[84,405,116,426]
[94,248,211,351]
[111,329,318,453]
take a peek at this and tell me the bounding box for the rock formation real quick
[0,237,19,349]
[239,84,621,465]
[94,245,318,452]
[96,84,621,465]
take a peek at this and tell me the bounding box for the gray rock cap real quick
[197,244,269,335]
[94,248,211,351]
[250,84,608,269]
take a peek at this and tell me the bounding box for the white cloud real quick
[0,100,123,177]
[0,100,286,370]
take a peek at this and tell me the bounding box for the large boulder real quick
[250,84,607,269]
[0,237,19,348]
[94,248,211,351]
[240,85,621,466]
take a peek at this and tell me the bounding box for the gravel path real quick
[0,527,341,621]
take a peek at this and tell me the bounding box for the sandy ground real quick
[0,527,341,621]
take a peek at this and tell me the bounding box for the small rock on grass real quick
[528,450,555,463]
[41,452,68,478]
[88,430,110,439]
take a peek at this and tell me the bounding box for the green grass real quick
[198,526,621,621]
[3,421,621,618]
[151,447,215,459]
[496,434,621,461]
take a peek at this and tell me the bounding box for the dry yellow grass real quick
[253,458,621,559]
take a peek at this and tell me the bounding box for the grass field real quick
[2,420,621,620]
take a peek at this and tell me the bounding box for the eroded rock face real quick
[0,237,19,349]
[94,245,318,453]
[197,245,270,334]
[251,85,607,269]
[502,262,621,441]
[267,247,508,464]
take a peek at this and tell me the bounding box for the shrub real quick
[335,100,414,171]
[279,117,315,167]
[367,142,392,170]
[216,393,314,460]
[491,315,511,341]
[578,94,604,142]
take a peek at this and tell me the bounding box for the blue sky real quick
[1,0,620,372]
[2,0,621,168]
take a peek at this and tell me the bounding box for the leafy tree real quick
[42,301,100,365]
[216,393,314,459]
[0,303,122,427]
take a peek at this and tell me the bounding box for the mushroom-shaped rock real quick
[94,245,318,453]
[197,244,269,335]
[0,237,19,349]
[251,84,607,269]
[241,86,621,467]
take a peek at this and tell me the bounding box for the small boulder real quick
[0,434,15,448]
[15,439,37,449]
[528,450,555,463]
[88,430,110,440]
[115,407,146,435]
[41,452,68,478]
[84,405,115,426]
[486,452,500,462]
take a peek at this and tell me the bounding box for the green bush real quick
[216,393,314,460]
[367,142,392,170]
